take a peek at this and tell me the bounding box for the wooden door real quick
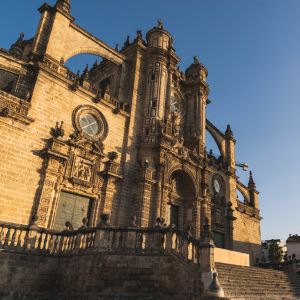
[53,192,91,230]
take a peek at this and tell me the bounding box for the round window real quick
[79,114,99,136]
[72,105,108,141]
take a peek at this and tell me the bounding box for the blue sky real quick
[1,0,300,241]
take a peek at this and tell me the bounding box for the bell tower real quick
[142,21,177,145]
[184,56,209,156]
[134,21,180,226]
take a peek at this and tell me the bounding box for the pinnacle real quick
[225,124,233,138]
[56,0,71,14]
[248,171,256,186]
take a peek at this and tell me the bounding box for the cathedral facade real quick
[0,0,261,261]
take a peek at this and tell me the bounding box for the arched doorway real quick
[166,170,196,231]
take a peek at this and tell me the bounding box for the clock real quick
[212,174,225,196]
[213,178,221,193]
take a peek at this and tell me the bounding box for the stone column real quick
[160,184,170,224]
[152,162,165,226]
[135,165,154,227]
[226,202,236,250]
[193,197,201,239]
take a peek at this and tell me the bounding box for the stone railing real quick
[0,222,95,255]
[41,57,130,113]
[236,200,261,220]
[0,221,212,269]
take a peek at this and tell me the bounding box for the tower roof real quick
[185,56,208,81]
[146,20,173,43]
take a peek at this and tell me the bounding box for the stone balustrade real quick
[41,56,130,113]
[0,221,212,269]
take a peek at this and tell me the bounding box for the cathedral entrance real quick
[53,192,91,230]
[166,170,196,231]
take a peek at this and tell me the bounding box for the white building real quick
[286,234,300,260]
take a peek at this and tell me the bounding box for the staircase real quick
[216,262,300,299]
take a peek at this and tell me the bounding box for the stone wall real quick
[0,251,57,299]
[0,57,131,226]
[0,251,203,300]
[233,210,261,264]
[0,0,263,259]
[214,247,250,267]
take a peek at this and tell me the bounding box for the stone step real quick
[220,285,300,292]
[230,297,300,300]
[216,263,300,299]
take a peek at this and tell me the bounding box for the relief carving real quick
[35,118,110,228]
[72,157,92,182]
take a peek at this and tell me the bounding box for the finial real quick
[9,32,25,58]
[92,60,98,68]
[157,19,163,29]
[225,124,233,139]
[56,0,71,14]
[17,32,25,43]
[81,64,89,81]
[193,55,200,64]
[115,43,119,51]
[248,171,256,187]
[123,35,130,48]
[136,30,143,40]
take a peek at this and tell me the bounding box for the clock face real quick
[213,178,221,193]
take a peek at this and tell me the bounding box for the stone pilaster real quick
[135,165,155,227]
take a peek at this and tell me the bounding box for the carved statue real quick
[170,177,177,193]
[193,55,200,64]
[157,19,163,29]
[171,111,182,138]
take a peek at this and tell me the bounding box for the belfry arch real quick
[32,1,126,66]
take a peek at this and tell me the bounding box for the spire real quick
[9,32,25,58]
[81,64,89,81]
[122,35,130,50]
[248,171,256,187]
[225,124,233,139]
[56,0,71,14]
